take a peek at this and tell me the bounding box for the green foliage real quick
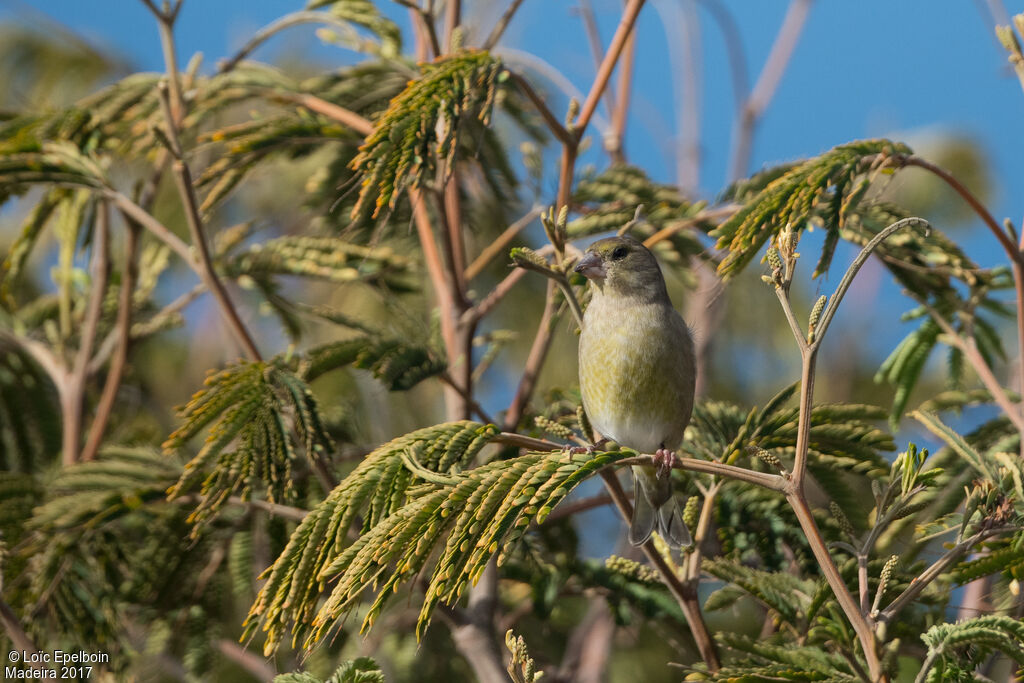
[165,360,333,530]
[700,632,859,681]
[712,138,912,279]
[224,235,416,291]
[196,113,357,215]
[245,421,637,653]
[308,0,402,58]
[301,334,446,389]
[920,615,1024,681]
[350,49,505,217]
[702,558,817,628]
[274,657,386,683]
[506,630,543,683]
[0,344,60,471]
[569,165,708,272]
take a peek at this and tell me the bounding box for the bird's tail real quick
[628,465,692,547]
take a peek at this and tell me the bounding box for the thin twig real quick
[482,0,528,50]
[573,0,646,139]
[616,456,786,492]
[228,496,308,522]
[879,529,997,623]
[577,0,618,121]
[608,6,636,163]
[157,80,262,361]
[61,200,110,465]
[444,0,461,52]
[677,0,702,191]
[464,205,543,282]
[0,598,53,681]
[464,267,527,324]
[81,208,133,464]
[900,155,1020,265]
[910,293,1024,435]
[507,72,575,148]
[728,0,812,181]
[104,190,196,268]
[542,492,617,523]
[504,280,559,430]
[599,471,721,670]
[288,92,375,136]
[439,372,498,425]
[218,11,376,73]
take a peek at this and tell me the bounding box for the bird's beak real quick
[573,252,605,280]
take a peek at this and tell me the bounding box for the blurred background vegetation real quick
[1,1,1023,682]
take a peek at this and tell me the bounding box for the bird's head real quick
[574,236,669,302]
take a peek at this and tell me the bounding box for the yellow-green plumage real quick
[575,236,695,547]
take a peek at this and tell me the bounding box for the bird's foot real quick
[653,448,678,479]
[565,439,608,455]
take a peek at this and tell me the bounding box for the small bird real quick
[575,235,696,547]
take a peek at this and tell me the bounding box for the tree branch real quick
[728,0,812,181]
[218,11,377,73]
[573,0,646,139]
[599,471,721,670]
[465,205,543,282]
[879,529,998,623]
[157,80,262,361]
[60,199,110,464]
[482,0,528,50]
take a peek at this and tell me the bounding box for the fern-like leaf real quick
[165,360,333,530]
[350,50,505,217]
[712,138,912,279]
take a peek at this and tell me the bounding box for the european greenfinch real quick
[575,235,695,547]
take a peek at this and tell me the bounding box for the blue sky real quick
[12,1,1022,216]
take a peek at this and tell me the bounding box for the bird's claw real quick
[653,448,678,479]
[565,438,608,455]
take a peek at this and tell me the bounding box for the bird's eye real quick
[611,246,628,260]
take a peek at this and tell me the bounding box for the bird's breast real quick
[578,297,695,454]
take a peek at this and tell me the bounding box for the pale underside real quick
[578,293,696,455]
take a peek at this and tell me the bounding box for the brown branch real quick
[508,72,576,148]
[599,471,721,670]
[642,204,739,249]
[577,0,618,121]
[616,455,786,492]
[464,205,542,282]
[440,371,498,425]
[444,0,461,52]
[542,492,617,523]
[218,11,374,73]
[228,496,308,522]
[677,0,701,191]
[216,640,276,681]
[728,0,812,181]
[910,293,1024,435]
[879,529,998,624]
[61,200,110,465]
[104,190,196,270]
[157,80,262,361]
[608,7,636,163]
[900,155,1021,265]
[573,0,646,139]
[465,267,527,323]
[0,598,56,681]
[289,93,375,136]
[151,0,184,126]
[81,217,138,463]
[504,280,559,430]
[493,431,562,452]
[482,0,528,50]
